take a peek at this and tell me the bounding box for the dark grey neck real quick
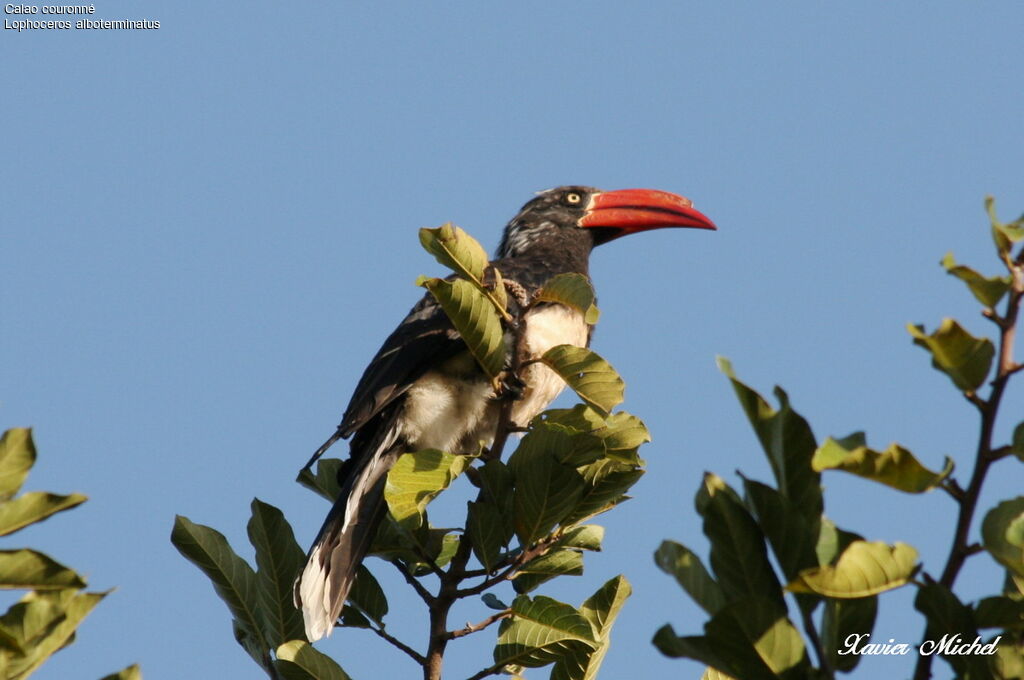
[494,221,595,283]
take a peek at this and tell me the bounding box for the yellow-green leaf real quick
[535,273,600,325]
[788,541,917,597]
[0,491,87,537]
[494,595,598,669]
[988,195,1024,255]
[384,449,470,530]
[0,589,106,678]
[419,223,490,283]
[275,640,352,680]
[908,319,995,392]
[941,252,1011,308]
[812,434,952,493]
[99,664,142,680]
[983,497,1024,578]
[0,429,35,502]
[540,346,624,416]
[420,277,506,378]
[551,576,631,680]
[0,549,87,590]
[513,550,584,594]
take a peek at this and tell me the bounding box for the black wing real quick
[333,255,560,440]
[336,292,464,438]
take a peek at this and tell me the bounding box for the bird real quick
[294,186,716,641]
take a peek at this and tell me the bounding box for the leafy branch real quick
[172,223,643,680]
[656,196,1024,680]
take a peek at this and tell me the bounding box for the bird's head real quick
[497,185,716,258]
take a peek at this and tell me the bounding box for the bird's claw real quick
[497,372,526,401]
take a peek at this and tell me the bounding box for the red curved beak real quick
[578,188,717,237]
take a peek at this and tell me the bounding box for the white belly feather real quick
[400,304,589,453]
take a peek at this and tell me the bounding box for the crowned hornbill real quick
[295,186,716,641]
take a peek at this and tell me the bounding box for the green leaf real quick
[513,549,584,593]
[542,406,650,464]
[788,541,917,597]
[99,664,142,680]
[653,624,729,668]
[812,435,953,493]
[559,525,604,552]
[539,346,624,416]
[941,252,1012,307]
[551,575,631,680]
[988,195,1024,255]
[1012,421,1024,462]
[820,596,878,672]
[514,422,605,468]
[992,635,1024,680]
[704,600,809,680]
[655,599,809,680]
[275,640,352,680]
[716,358,822,518]
[974,595,1024,629]
[0,492,88,537]
[339,565,387,628]
[296,458,343,503]
[494,595,598,669]
[247,499,307,646]
[741,479,820,583]
[419,223,490,285]
[0,588,106,679]
[699,474,784,609]
[0,429,35,502]
[982,497,1024,578]
[466,501,506,573]
[509,441,586,545]
[914,583,993,680]
[908,319,995,392]
[170,515,265,666]
[562,459,643,526]
[535,273,600,325]
[384,449,470,531]
[700,669,740,680]
[655,540,726,615]
[420,277,506,378]
[0,549,87,590]
[814,517,864,567]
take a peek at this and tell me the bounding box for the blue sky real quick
[3,2,1023,678]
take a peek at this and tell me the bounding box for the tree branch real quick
[913,254,1022,680]
[446,610,511,641]
[393,560,437,606]
[464,662,507,680]
[368,621,427,665]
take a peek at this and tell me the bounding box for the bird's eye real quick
[566,193,582,204]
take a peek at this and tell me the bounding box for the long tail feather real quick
[294,418,402,641]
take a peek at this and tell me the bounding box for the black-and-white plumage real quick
[294,186,715,641]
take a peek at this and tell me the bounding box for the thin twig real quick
[464,662,508,680]
[455,534,561,598]
[367,622,427,665]
[394,560,436,606]
[940,478,966,502]
[800,605,832,679]
[446,610,512,641]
